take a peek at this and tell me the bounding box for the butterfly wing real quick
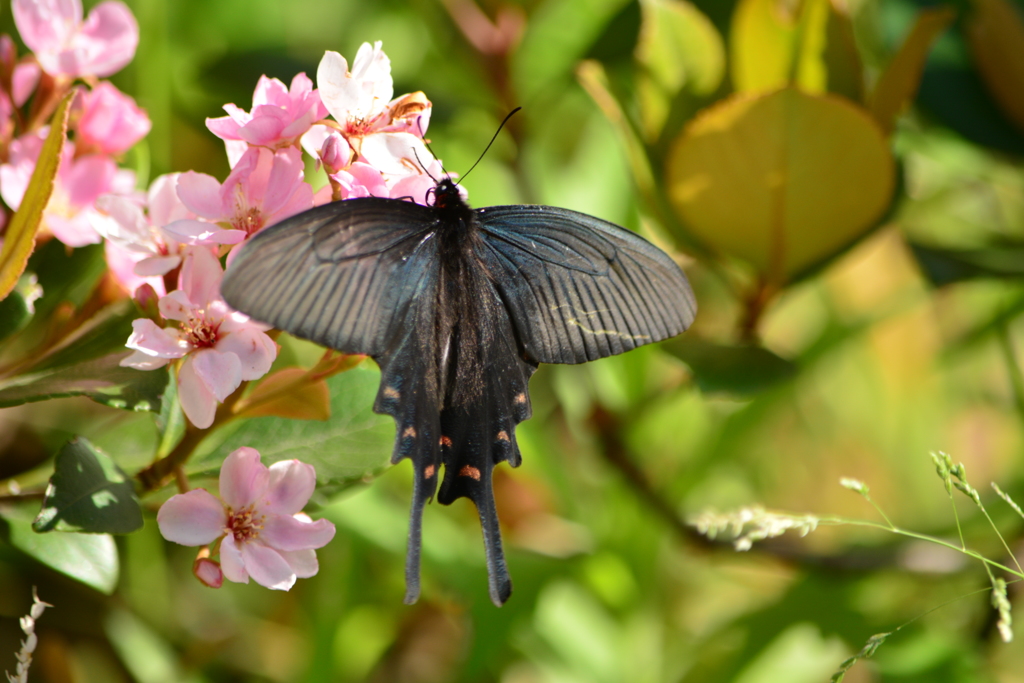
[475,205,696,365]
[221,198,448,604]
[221,198,439,356]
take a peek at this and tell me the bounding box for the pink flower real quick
[206,73,328,150]
[96,174,190,274]
[167,146,313,246]
[157,447,336,590]
[13,0,139,78]
[0,131,133,247]
[316,43,435,176]
[120,247,277,429]
[75,82,151,155]
[95,174,193,293]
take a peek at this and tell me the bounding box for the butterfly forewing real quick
[476,205,696,365]
[221,199,438,356]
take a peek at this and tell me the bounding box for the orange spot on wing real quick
[383,386,400,399]
[497,430,509,442]
[424,465,435,478]
[514,393,527,404]
[440,435,452,447]
[403,426,416,438]
[459,465,481,480]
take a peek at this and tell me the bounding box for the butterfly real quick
[220,176,696,606]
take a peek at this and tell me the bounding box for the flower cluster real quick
[0,0,145,245]
[0,4,430,591]
[117,39,445,426]
[114,40,439,587]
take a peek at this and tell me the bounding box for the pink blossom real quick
[167,146,313,246]
[13,0,139,78]
[120,247,277,429]
[157,447,335,590]
[75,82,151,155]
[206,73,328,150]
[316,43,434,175]
[0,131,132,247]
[95,174,193,292]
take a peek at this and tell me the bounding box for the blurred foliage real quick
[3,0,1024,681]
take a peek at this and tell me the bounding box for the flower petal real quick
[176,171,226,219]
[179,246,224,308]
[191,348,242,402]
[134,254,181,277]
[279,549,318,579]
[124,317,188,358]
[220,534,249,584]
[156,489,226,545]
[164,219,246,245]
[240,542,297,590]
[119,348,170,370]
[178,354,218,428]
[70,0,139,78]
[216,328,276,381]
[263,459,316,516]
[261,514,336,551]
[219,447,269,510]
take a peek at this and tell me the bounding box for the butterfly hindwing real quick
[434,265,537,605]
[476,205,696,365]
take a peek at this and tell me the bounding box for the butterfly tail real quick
[375,356,441,605]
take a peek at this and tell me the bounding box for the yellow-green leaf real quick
[235,367,331,421]
[868,6,956,134]
[0,92,73,301]
[665,88,894,283]
[822,2,864,102]
[966,0,1024,133]
[731,0,832,94]
[636,0,725,137]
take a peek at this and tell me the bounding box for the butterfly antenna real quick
[459,107,521,184]
[413,145,440,183]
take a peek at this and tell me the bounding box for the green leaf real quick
[0,274,42,344]
[662,336,797,394]
[0,92,73,300]
[868,6,956,134]
[0,351,168,411]
[33,437,143,534]
[2,503,119,594]
[188,362,395,494]
[909,242,1024,286]
[0,299,167,412]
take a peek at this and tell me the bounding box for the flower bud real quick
[319,133,350,175]
[193,555,223,588]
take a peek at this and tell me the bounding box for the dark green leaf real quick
[188,362,395,495]
[909,242,1024,286]
[2,503,119,594]
[587,0,642,65]
[0,274,40,343]
[0,299,167,412]
[662,337,797,394]
[33,437,143,534]
[0,351,168,411]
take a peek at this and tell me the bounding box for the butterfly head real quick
[427,177,464,209]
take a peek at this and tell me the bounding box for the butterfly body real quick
[221,177,695,606]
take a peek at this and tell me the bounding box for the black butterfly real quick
[220,177,696,605]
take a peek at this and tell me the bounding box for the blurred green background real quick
[4,0,1024,681]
